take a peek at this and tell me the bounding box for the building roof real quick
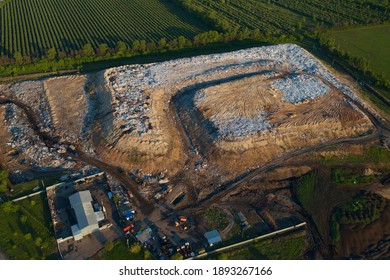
[69,191,98,230]
[136,227,152,243]
[205,230,222,245]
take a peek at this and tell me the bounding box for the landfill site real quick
[0,44,389,259]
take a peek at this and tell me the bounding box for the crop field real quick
[181,0,388,33]
[0,0,208,56]
[331,24,390,80]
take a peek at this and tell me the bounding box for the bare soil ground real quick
[44,76,89,141]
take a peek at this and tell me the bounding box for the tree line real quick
[0,29,292,77]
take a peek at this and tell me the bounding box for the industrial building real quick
[69,190,104,241]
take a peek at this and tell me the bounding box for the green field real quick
[203,232,307,260]
[331,24,390,80]
[0,0,208,56]
[0,194,58,259]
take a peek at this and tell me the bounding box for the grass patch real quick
[320,145,390,165]
[204,232,306,260]
[0,193,58,259]
[331,168,377,186]
[100,238,152,260]
[8,173,63,199]
[205,207,229,231]
[331,24,390,81]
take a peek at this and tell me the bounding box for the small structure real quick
[205,230,222,246]
[69,190,104,241]
[136,227,152,244]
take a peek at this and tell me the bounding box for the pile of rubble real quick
[4,104,74,170]
[9,81,52,129]
[214,115,271,138]
[106,66,153,136]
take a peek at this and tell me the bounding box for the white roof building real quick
[69,191,104,241]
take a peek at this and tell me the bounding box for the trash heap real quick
[105,44,360,139]
[271,74,331,104]
[106,65,154,136]
[4,104,72,169]
[9,81,52,129]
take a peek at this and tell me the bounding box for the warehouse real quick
[69,190,104,241]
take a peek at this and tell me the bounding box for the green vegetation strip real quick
[321,145,390,165]
[0,194,58,259]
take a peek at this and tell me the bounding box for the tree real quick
[97,43,108,56]
[46,48,57,61]
[1,202,19,213]
[58,51,66,59]
[158,38,167,50]
[130,242,141,254]
[0,169,8,193]
[177,36,187,49]
[143,250,151,260]
[139,40,147,53]
[115,41,127,56]
[13,51,23,65]
[20,215,27,224]
[35,237,43,247]
[82,43,94,56]
[171,252,183,260]
[104,241,114,252]
[132,40,140,53]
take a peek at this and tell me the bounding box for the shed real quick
[205,230,222,246]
